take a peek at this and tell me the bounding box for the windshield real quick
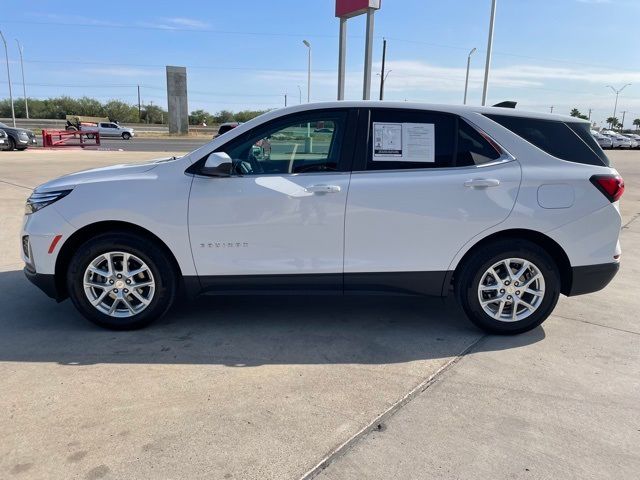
[0,122,8,128]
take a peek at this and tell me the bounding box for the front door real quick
[188,109,356,292]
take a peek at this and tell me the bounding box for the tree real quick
[189,109,211,125]
[211,110,235,124]
[633,118,640,130]
[606,117,620,129]
[570,108,588,120]
[234,109,269,123]
[141,104,166,124]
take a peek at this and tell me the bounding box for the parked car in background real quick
[214,122,241,138]
[22,102,622,335]
[0,129,8,150]
[591,130,613,149]
[623,133,640,149]
[601,131,633,149]
[0,122,37,151]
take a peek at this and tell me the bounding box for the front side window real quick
[224,112,347,175]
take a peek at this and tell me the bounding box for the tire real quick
[7,136,15,151]
[66,232,177,330]
[455,239,560,335]
[122,132,131,140]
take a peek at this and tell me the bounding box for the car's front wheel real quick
[66,233,177,329]
[122,132,131,140]
[456,239,560,334]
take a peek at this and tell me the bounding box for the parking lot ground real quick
[0,150,638,479]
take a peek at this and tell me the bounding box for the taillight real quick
[590,174,624,202]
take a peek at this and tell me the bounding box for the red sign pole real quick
[335,1,381,100]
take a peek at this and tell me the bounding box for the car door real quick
[98,123,111,137]
[344,108,521,296]
[188,108,357,293]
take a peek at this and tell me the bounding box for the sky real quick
[1,0,640,127]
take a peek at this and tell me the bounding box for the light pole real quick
[376,70,392,100]
[0,31,15,127]
[606,83,631,123]
[297,85,302,104]
[481,0,497,106]
[15,39,28,119]
[303,40,311,102]
[463,47,476,105]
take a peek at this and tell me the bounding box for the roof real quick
[263,101,588,124]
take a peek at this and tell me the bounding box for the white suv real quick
[21,102,624,334]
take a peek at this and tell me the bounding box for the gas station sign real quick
[335,0,381,19]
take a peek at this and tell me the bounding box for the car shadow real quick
[0,269,545,366]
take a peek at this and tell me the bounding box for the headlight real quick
[18,131,29,138]
[25,189,72,214]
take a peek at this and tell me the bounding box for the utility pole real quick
[379,38,387,101]
[481,0,497,106]
[550,106,554,113]
[621,110,626,130]
[463,47,477,105]
[297,85,302,104]
[0,31,15,127]
[137,85,141,121]
[607,84,631,120]
[588,108,592,120]
[284,93,287,107]
[15,39,28,119]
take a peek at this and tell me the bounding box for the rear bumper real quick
[567,262,619,296]
[24,267,60,301]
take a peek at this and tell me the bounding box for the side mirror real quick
[202,152,232,177]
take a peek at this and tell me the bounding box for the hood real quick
[0,125,34,136]
[35,157,176,192]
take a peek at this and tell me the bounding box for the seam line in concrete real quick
[0,179,34,190]
[622,212,640,230]
[554,314,640,336]
[298,334,487,480]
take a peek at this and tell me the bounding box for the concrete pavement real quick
[0,149,638,479]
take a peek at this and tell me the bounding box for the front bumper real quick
[24,266,60,300]
[567,262,619,296]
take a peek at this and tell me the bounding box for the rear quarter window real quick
[484,114,609,167]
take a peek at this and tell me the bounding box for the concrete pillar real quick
[166,66,188,135]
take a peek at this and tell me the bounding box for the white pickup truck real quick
[88,121,135,140]
[65,116,135,140]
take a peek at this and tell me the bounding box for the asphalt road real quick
[0,149,638,480]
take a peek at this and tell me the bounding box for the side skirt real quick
[188,271,451,297]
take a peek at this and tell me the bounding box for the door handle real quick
[464,178,500,189]
[305,184,341,194]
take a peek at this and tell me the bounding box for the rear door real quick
[344,108,521,295]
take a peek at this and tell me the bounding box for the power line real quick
[7,21,640,74]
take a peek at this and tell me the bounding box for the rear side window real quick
[457,120,501,166]
[365,109,455,170]
[485,114,609,166]
[566,122,610,166]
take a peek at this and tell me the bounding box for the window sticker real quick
[372,122,435,162]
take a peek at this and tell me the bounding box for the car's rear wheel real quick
[456,239,560,334]
[122,132,131,140]
[66,233,177,330]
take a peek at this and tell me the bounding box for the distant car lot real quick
[0,148,638,479]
